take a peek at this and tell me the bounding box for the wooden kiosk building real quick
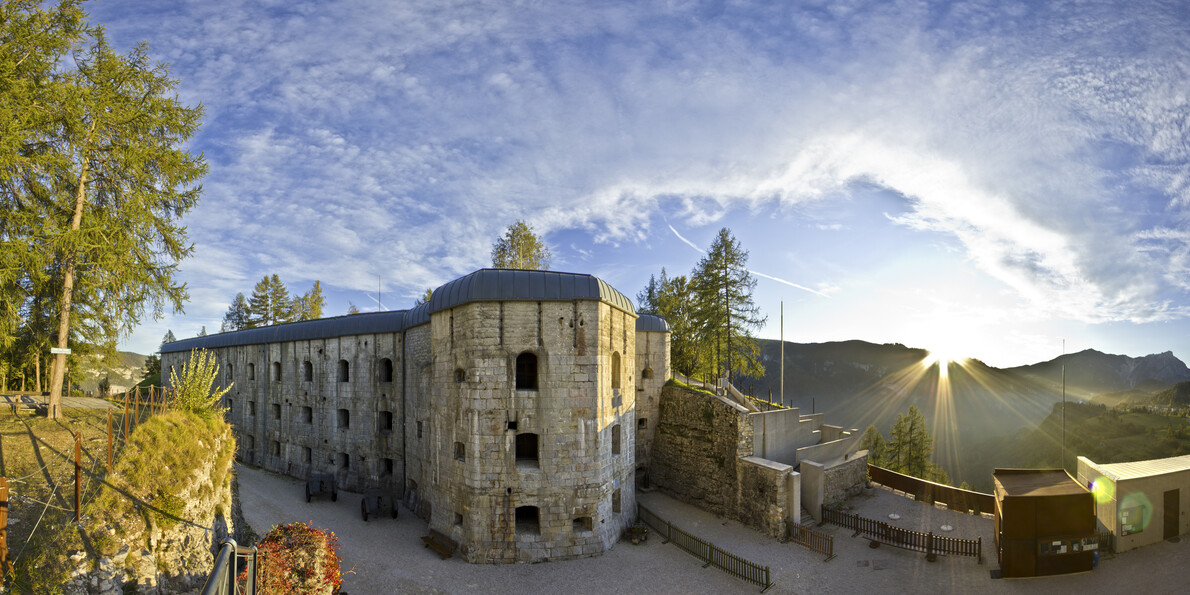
[993,469,1096,578]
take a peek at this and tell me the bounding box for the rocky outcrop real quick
[63,412,238,594]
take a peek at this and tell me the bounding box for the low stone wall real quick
[823,454,869,507]
[649,384,790,538]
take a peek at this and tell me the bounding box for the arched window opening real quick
[303,360,313,382]
[611,352,622,390]
[247,363,255,380]
[515,506,540,535]
[337,452,350,469]
[271,361,281,382]
[515,352,538,390]
[380,358,393,383]
[337,359,349,382]
[515,432,539,467]
[611,424,621,455]
[454,368,465,383]
[337,408,350,429]
[227,363,234,383]
[454,441,465,461]
[642,367,654,380]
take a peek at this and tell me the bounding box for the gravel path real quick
[236,465,1190,594]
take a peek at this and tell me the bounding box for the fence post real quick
[135,389,141,428]
[926,532,937,562]
[123,392,129,438]
[977,536,982,564]
[107,409,113,473]
[1,477,9,576]
[74,432,82,522]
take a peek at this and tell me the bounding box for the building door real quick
[1164,489,1180,540]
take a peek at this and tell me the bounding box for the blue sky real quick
[94,0,1190,368]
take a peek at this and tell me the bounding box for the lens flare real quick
[1090,477,1115,504]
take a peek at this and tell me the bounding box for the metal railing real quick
[822,508,982,563]
[785,521,834,560]
[638,504,773,592]
[200,539,260,595]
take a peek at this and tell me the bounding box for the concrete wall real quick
[801,461,825,523]
[750,407,811,465]
[796,432,860,468]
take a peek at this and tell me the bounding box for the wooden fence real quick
[822,508,982,563]
[867,465,995,515]
[637,505,773,592]
[785,521,834,561]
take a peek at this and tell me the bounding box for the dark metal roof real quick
[161,310,410,354]
[162,269,636,352]
[635,314,671,332]
[409,269,635,326]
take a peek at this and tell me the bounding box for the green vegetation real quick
[222,276,326,332]
[1,0,207,417]
[639,228,765,382]
[491,219,552,270]
[864,406,951,484]
[960,402,1190,491]
[168,348,231,417]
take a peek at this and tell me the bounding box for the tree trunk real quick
[46,163,90,419]
[34,354,41,393]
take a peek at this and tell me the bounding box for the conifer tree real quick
[690,228,766,381]
[859,424,886,467]
[247,275,292,327]
[491,220,551,270]
[885,405,949,482]
[221,292,250,331]
[29,26,208,418]
[413,288,433,306]
[650,269,706,378]
[292,280,325,321]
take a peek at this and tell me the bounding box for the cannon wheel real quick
[361,498,369,522]
[305,484,312,503]
[331,486,338,502]
[391,498,398,519]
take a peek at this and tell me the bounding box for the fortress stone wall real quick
[162,269,670,563]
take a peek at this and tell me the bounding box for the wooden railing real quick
[638,505,773,592]
[785,521,834,561]
[867,465,995,515]
[822,508,982,563]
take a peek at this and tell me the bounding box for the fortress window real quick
[515,352,538,390]
[611,424,621,455]
[337,360,349,382]
[302,446,312,463]
[515,506,540,535]
[248,401,256,417]
[380,358,393,383]
[611,352,621,390]
[248,363,255,380]
[515,432,539,466]
[612,488,622,514]
[301,406,312,424]
[454,441,465,461]
[638,418,648,430]
[642,368,654,380]
[337,452,350,469]
[272,403,281,419]
[454,512,464,527]
[272,361,281,382]
[303,360,313,382]
[337,408,350,429]
[227,364,234,383]
[417,420,424,438]
[271,440,280,456]
[245,434,255,450]
[454,368,465,383]
[382,458,393,476]
[573,516,593,533]
[226,398,233,412]
[380,411,393,433]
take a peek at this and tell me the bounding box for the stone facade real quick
[163,269,671,564]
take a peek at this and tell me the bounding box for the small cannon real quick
[305,472,338,503]
[361,489,398,521]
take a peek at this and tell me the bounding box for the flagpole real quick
[1062,339,1066,472]
[780,301,784,408]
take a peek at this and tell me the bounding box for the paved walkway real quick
[236,465,1190,594]
[0,393,116,409]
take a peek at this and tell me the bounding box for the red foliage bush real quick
[242,521,343,594]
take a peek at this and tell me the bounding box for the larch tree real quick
[859,424,886,467]
[291,280,325,321]
[690,228,766,382]
[885,405,949,483]
[247,274,292,327]
[491,220,551,270]
[37,29,207,418]
[649,269,706,379]
[413,287,433,306]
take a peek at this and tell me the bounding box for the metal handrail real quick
[200,539,260,595]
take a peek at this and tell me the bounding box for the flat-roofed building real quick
[1077,454,1190,553]
[993,468,1095,578]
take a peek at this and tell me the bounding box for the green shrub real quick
[168,348,231,418]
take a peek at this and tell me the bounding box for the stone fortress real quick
[162,268,864,563]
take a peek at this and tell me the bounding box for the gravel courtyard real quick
[236,465,1189,594]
